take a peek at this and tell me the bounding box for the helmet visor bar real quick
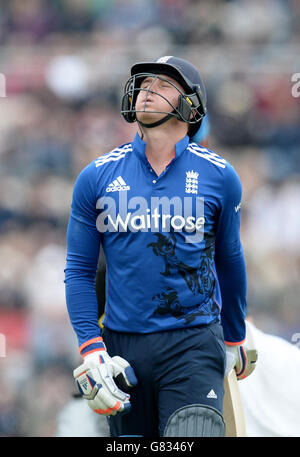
[121,73,204,125]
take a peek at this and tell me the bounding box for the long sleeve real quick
[64,162,103,352]
[214,164,247,344]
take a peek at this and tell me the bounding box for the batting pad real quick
[163,404,225,437]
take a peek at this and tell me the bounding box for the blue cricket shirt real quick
[65,133,247,354]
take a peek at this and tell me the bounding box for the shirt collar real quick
[132,132,190,164]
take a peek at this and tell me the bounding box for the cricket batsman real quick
[64,56,256,437]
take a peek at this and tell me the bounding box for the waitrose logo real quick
[96,194,205,243]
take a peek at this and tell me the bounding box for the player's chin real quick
[136,110,167,124]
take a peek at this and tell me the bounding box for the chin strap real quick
[137,113,174,129]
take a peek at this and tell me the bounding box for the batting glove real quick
[73,337,137,416]
[225,320,258,380]
[225,343,258,380]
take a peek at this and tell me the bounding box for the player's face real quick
[135,74,184,124]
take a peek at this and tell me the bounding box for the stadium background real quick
[0,0,299,436]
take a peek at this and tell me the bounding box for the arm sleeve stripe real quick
[224,339,246,346]
[79,337,104,353]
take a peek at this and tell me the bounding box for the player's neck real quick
[141,123,188,176]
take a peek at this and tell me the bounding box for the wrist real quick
[79,336,107,359]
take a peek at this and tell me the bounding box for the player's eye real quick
[158,79,173,89]
[141,78,153,88]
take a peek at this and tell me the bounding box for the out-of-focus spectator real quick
[6,0,60,44]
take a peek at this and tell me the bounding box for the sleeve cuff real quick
[79,337,106,357]
[225,339,245,346]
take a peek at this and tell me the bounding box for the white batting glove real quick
[225,320,258,380]
[73,345,137,416]
[225,343,257,380]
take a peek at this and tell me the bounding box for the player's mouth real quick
[141,98,154,105]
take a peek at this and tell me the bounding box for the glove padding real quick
[225,320,258,380]
[73,349,138,416]
[225,344,258,380]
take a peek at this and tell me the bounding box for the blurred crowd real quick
[0,0,299,437]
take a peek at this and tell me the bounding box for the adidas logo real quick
[81,381,88,391]
[206,389,217,399]
[106,176,130,193]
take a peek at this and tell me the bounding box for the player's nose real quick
[144,77,161,92]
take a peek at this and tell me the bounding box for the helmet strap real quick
[137,112,174,129]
